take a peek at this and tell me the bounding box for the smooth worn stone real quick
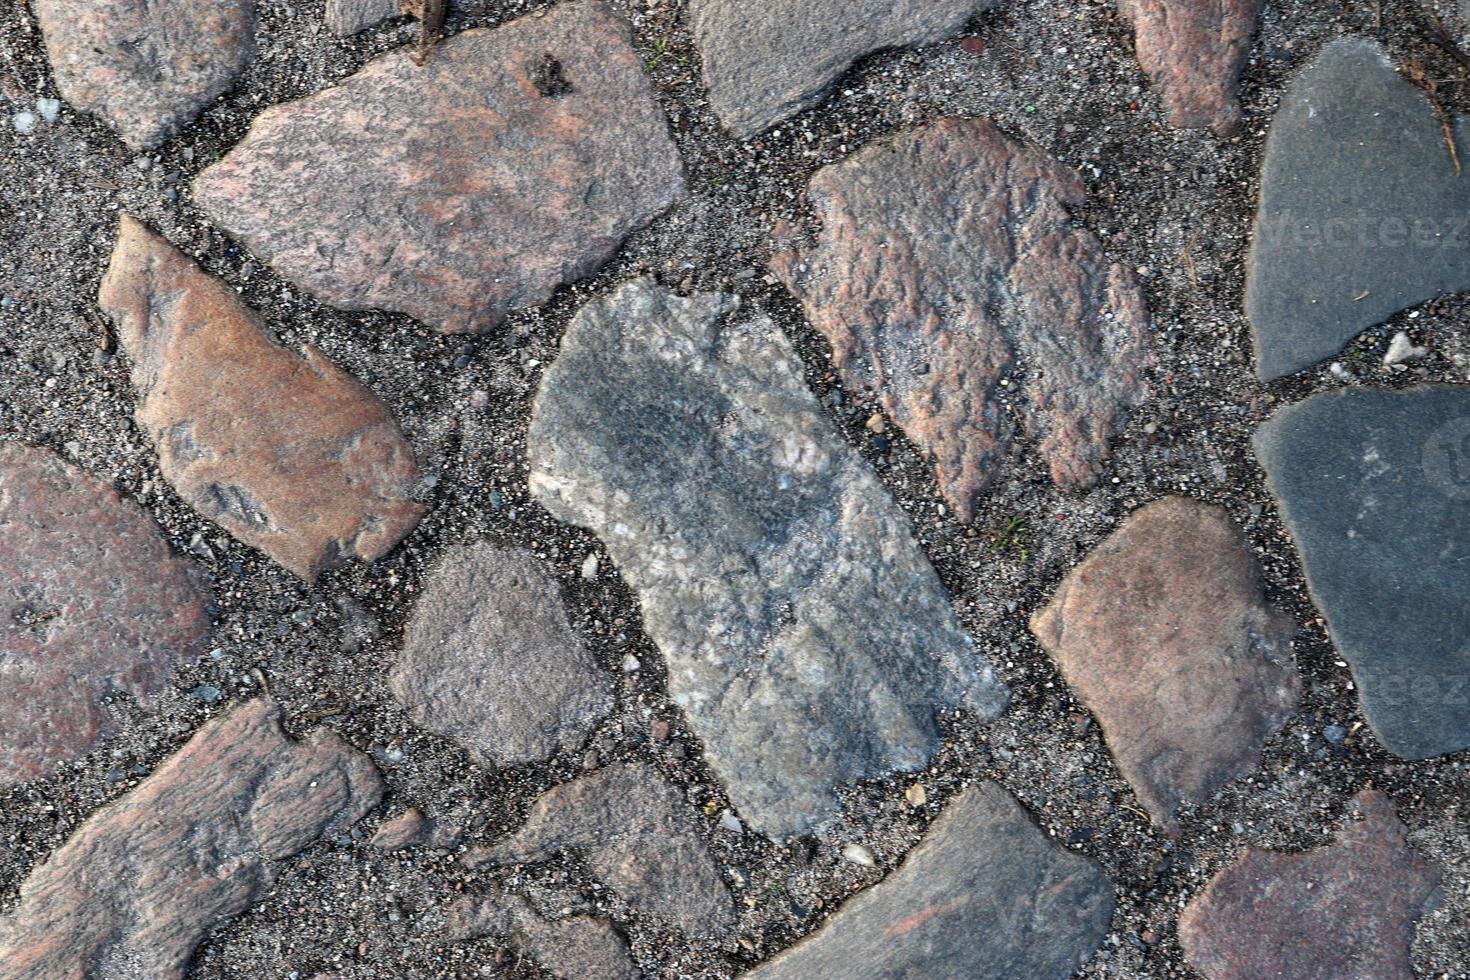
[388,542,612,768]
[690,0,990,138]
[325,0,400,35]
[34,0,255,149]
[1031,497,1299,830]
[1179,790,1443,980]
[0,700,383,980]
[772,117,1150,523]
[193,2,684,335]
[749,783,1114,979]
[1255,386,1470,758]
[1117,0,1262,136]
[99,216,426,583]
[371,808,427,851]
[1247,39,1470,379]
[468,763,734,937]
[445,890,639,980]
[0,444,212,788]
[527,279,1007,838]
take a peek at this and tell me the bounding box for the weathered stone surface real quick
[98,216,426,583]
[690,0,990,138]
[527,278,1006,838]
[468,763,733,937]
[34,0,255,149]
[325,0,399,35]
[1179,790,1442,980]
[0,700,383,979]
[0,444,212,788]
[1247,39,1470,379]
[771,117,1150,522]
[372,808,426,850]
[1031,497,1298,829]
[388,542,611,768]
[1117,0,1262,136]
[1255,386,1470,758]
[193,2,684,335]
[749,783,1114,979]
[446,890,639,980]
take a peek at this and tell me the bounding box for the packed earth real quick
[1,0,1469,977]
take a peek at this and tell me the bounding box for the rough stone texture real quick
[193,2,684,335]
[1247,39,1470,379]
[749,783,1114,979]
[1030,497,1298,829]
[33,0,255,150]
[98,216,426,583]
[1255,386,1470,759]
[527,278,1007,839]
[371,808,427,851]
[324,0,399,35]
[771,117,1151,523]
[1179,790,1443,980]
[690,0,990,138]
[388,542,612,768]
[0,443,212,788]
[1116,0,1263,136]
[468,763,734,938]
[445,890,639,980]
[0,700,383,979]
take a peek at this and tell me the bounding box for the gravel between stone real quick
[1,0,1469,978]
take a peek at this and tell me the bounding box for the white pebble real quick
[718,810,743,834]
[841,843,875,867]
[1383,331,1426,366]
[581,552,599,580]
[11,111,36,134]
[621,653,641,673]
[36,98,60,123]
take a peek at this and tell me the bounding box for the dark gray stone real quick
[748,783,1114,979]
[527,279,1006,839]
[324,0,399,35]
[1255,385,1470,758]
[467,763,733,938]
[689,0,991,138]
[388,543,612,769]
[1247,39,1470,379]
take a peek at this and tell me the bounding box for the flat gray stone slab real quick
[1255,385,1470,758]
[388,542,612,769]
[1247,39,1470,380]
[194,2,684,334]
[528,278,1006,839]
[690,0,991,138]
[324,0,399,35]
[747,783,1114,979]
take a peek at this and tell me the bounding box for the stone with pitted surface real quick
[772,117,1150,523]
[1118,0,1262,135]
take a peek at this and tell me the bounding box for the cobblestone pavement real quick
[1,0,1469,978]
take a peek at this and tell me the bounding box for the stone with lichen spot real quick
[445,890,639,980]
[0,443,212,788]
[527,278,1006,839]
[193,1,684,335]
[1179,790,1443,980]
[388,542,612,769]
[1031,497,1298,830]
[771,117,1150,523]
[467,763,733,938]
[0,700,383,980]
[689,0,993,138]
[748,783,1114,979]
[98,216,426,583]
[1117,0,1262,136]
[33,0,255,149]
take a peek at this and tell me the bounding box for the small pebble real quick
[840,843,875,867]
[719,810,744,834]
[192,685,221,703]
[11,111,36,134]
[621,653,641,673]
[1383,331,1426,366]
[904,783,927,806]
[1323,724,1346,744]
[581,552,599,580]
[36,98,60,123]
